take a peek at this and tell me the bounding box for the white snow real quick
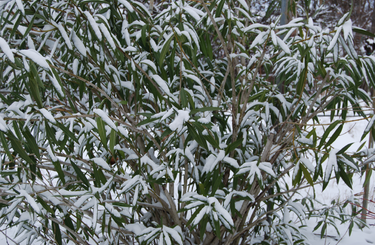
[15,0,25,15]
[84,11,102,40]
[57,23,72,49]
[327,26,342,51]
[93,108,117,130]
[92,157,111,171]
[72,31,87,56]
[99,23,116,50]
[39,108,56,123]
[0,37,15,62]
[0,114,8,132]
[48,74,64,97]
[18,49,49,69]
[169,109,190,131]
[19,190,40,213]
[118,0,134,12]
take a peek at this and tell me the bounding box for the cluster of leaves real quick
[0,0,375,244]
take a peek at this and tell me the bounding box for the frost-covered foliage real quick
[0,0,375,244]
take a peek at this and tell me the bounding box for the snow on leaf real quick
[141,155,159,169]
[244,24,269,32]
[327,26,342,51]
[169,109,190,131]
[277,35,291,54]
[19,190,40,213]
[183,6,201,21]
[72,31,87,57]
[237,161,262,183]
[99,23,116,50]
[19,49,49,69]
[299,157,314,172]
[118,0,134,12]
[57,23,72,49]
[238,0,249,10]
[342,19,353,41]
[84,11,102,40]
[164,226,183,245]
[15,0,25,15]
[152,75,177,101]
[92,157,111,170]
[193,206,208,226]
[73,195,91,209]
[271,30,278,46]
[141,59,157,72]
[93,108,117,130]
[0,37,15,62]
[39,108,56,123]
[0,114,9,132]
[249,31,268,49]
[324,149,339,182]
[223,156,239,168]
[258,162,276,177]
[48,74,64,97]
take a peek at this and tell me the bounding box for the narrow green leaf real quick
[71,161,90,188]
[300,164,314,186]
[191,107,220,114]
[56,122,78,143]
[96,117,107,148]
[52,160,65,185]
[216,0,226,18]
[180,88,188,108]
[352,27,375,38]
[52,221,62,245]
[8,133,36,165]
[325,124,343,148]
[159,35,174,66]
[0,132,13,161]
[225,137,243,155]
[109,128,116,155]
[22,127,40,158]
[187,123,208,150]
[337,143,354,155]
[318,120,342,149]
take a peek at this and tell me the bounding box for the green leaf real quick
[22,127,40,158]
[216,0,226,18]
[300,164,314,186]
[187,123,208,150]
[180,88,188,108]
[8,133,36,165]
[159,34,174,66]
[191,107,220,114]
[96,117,107,148]
[56,122,78,143]
[225,137,243,155]
[52,221,62,245]
[337,143,354,155]
[0,132,13,161]
[109,128,116,155]
[71,161,90,188]
[352,27,375,38]
[52,160,65,185]
[318,120,342,149]
[28,62,43,108]
[325,124,343,148]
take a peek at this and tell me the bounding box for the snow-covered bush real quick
[0,0,375,244]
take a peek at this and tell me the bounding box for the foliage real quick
[0,0,375,244]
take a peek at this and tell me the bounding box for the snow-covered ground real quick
[300,115,375,244]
